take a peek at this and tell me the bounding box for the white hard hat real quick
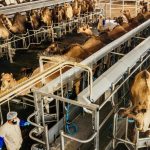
[7,111,18,120]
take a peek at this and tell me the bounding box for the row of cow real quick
[0,6,150,143]
[0,0,97,40]
[0,8,149,93]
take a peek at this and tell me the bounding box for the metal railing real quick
[39,19,150,94]
[59,42,149,150]
[0,11,102,63]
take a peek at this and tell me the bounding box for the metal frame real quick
[97,0,144,18]
[27,60,97,150]
[78,36,150,104]
[0,58,92,103]
[0,0,73,15]
[29,38,149,149]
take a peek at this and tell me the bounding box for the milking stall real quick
[0,0,150,149]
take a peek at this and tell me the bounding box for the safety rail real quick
[78,36,150,104]
[27,59,97,150]
[0,0,73,15]
[0,61,89,104]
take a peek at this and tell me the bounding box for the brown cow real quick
[30,56,78,88]
[28,9,41,30]
[78,23,126,41]
[80,0,88,14]
[77,24,93,36]
[1,13,27,34]
[123,10,146,28]
[0,15,10,39]
[121,70,150,132]
[64,3,73,21]
[115,16,133,31]
[0,56,77,94]
[131,70,150,112]
[40,7,53,26]
[72,0,81,17]
[52,5,65,23]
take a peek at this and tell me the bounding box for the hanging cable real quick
[65,81,78,135]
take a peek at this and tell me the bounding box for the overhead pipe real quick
[0,0,73,15]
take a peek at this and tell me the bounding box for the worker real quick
[0,111,30,150]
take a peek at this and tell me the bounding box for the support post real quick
[60,130,65,150]
[33,92,42,132]
[94,109,99,150]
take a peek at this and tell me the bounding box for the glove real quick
[24,122,30,126]
[20,120,30,127]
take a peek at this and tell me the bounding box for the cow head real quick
[1,14,12,28]
[77,24,93,36]
[0,73,15,91]
[45,42,60,54]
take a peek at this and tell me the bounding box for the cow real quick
[40,7,53,26]
[123,10,146,28]
[0,73,29,92]
[0,73,17,91]
[1,13,27,34]
[80,0,88,14]
[64,3,73,21]
[0,56,77,94]
[0,15,10,39]
[120,70,150,133]
[27,9,41,30]
[115,16,133,32]
[78,23,126,41]
[77,24,93,36]
[52,5,65,23]
[72,0,81,17]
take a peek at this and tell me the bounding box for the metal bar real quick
[110,52,125,56]
[94,109,100,150]
[27,111,44,129]
[60,131,65,150]
[34,91,99,111]
[134,37,146,40]
[22,97,34,103]
[115,138,135,146]
[0,0,73,15]
[62,131,97,144]
[79,37,150,104]
[45,125,50,150]
[29,128,45,145]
